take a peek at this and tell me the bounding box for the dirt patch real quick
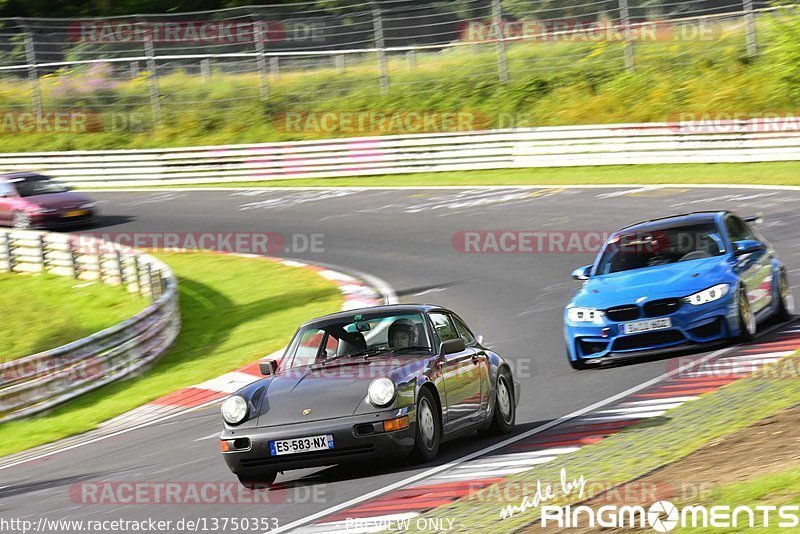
[522,403,800,533]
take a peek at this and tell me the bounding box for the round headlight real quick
[368,378,396,407]
[221,395,248,425]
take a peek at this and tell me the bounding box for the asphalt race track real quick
[2,185,799,531]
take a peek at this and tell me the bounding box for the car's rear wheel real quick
[776,270,795,321]
[12,211,31,230]
[479,368,515,435]
[411,388,440,463]
[237,472,277,490]
[738,288,757,341]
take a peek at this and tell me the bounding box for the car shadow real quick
[275,419,556,488]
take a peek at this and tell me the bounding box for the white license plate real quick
[269,434,334,456]
[623,317,672,335]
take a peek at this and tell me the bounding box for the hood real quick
[573,256,731,308]
[255,355,421,426]
[23,191,91,210]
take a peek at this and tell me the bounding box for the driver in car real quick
[388,319,419,349]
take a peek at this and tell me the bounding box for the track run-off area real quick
[1,185,799,532]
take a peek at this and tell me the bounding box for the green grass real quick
[680,468,800,533]
[0,15,799,151]
[0,273,147,361]
[85,162,800,189]
[0,252,343,457]
[410,353,800,532]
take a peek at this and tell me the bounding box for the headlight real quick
[221,395,248,425]
[368,378,396,407]
[567,307,605,324]
[685,284,730,305]
[80,202,96,209]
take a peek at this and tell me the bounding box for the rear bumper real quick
[221,407,416,477]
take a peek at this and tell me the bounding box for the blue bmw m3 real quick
[564,211,795,369]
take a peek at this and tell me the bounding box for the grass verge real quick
[410,352,800,532]
[0,252,342,457]
[82,162,800,190]
[0,273,147,361]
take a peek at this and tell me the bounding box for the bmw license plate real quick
[623,317,672,335]
[269,434,334,456]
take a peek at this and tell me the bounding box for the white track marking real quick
[454,456,558,469]
[595,403,685,414]
[81,184,800,192]
[573,411,667,422]
[619,397,699,406]
[436,467,537,479]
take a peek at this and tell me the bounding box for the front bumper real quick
[30,209,95,229]
[565,293,739,364]
[221,407,416,477]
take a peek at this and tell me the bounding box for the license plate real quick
[64,210,88,218]
[269,434,334,456]
[623,317,672,335]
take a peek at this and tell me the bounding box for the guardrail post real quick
[254,21,269,101]
[270,56,280,78]
[116,250,125,287]
[96,249,105,283]
[133,255,142,295]
[23,33,42,117]
[143,28,161,124]
[334,54,345,74]
[130,61,139,79]
[491,0,509,83]
[68,239,78,279]
[38,234,46,272]
[372,5,389,93]
[743,0,757,56]
[406,50,415,70]
[146,263,155,301]
[1,232,11,272]
[619,0,636,72]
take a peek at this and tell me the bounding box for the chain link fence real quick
[0,0,777,127]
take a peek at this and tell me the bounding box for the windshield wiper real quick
[348,346,391,358]
[392,346,432,353]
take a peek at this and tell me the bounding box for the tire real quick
[237,472,277,490]
[567,344,588,370]
[776,270,795,322]
[12,211,31,230]
[479,368,515,436]
[738,288,757,341]
[411,387,441,463]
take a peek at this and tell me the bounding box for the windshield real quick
[12,175,70,197]
[595,223,725,275]
[283,311,432,369]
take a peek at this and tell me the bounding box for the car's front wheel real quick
[738,288,757,341]
[12,211,31,230]
[237,472,277,490]
[411,388,441,463]
[776,270,795,321]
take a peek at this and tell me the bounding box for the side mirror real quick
[733,239,765,257]
[441,338,466,355]
[476,334,484,345]
[571,265,592,281]
[259,359,278,376]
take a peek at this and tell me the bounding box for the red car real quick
[0,172,96,230]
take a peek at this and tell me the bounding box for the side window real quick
[452,315,476,346]
[725,216,755,242]
[429,313,458,345]
[290,328,325,367]
[0,181,13,197]
[324,334,339,359]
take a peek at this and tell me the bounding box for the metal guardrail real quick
[0,230,180,422]
[0,120,798,186]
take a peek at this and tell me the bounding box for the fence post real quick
[38,234,46,272]
[23,33,42,117]
[406,49,415,70]
[619,0,636,72]
[270,56,280,78]
[372,6,389,93]
[146,263,155,301]
[132,255,142,295]
[68,239,78,279]
[116,250,125,287]
[200,58,211,83]
[334,54,345,73]
[143,30,161,124]
[491,0,509,83]
[254,21,269,100]
[743,0,757,56]
[130,61,139,79]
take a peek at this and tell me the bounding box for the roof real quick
[0,172,47,181]
[616,211,726,235]
[300,304,446,327]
